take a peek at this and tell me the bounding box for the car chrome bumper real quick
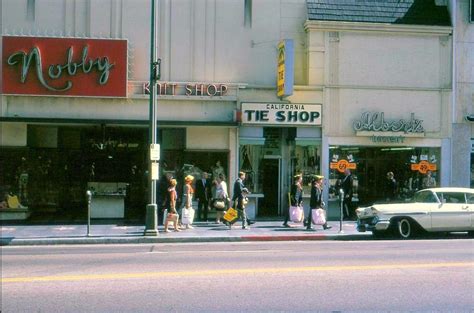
[357,218,390,232]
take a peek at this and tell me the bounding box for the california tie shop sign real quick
[241,103,322,126]
[2,36,127,97]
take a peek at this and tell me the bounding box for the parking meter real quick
[86,190,92,236]
[338,189,344,233]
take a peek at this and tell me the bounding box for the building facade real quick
[1,0,316,220]
[305,0,453,216]
[449,0,474,188]
[1,0,464,223]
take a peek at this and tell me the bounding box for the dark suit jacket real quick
[310,185,323,208]
[195,178,211,202]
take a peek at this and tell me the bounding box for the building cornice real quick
[304,20,453,36]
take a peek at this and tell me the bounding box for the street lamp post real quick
[144,0,159,236]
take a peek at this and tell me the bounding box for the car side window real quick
[416,191,437,203]
[467,194,474,204]
[442,192,466,204]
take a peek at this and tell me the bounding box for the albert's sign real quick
[241,103,322,126]
[2,36,127,97]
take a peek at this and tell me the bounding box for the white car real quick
[356,187,474,239]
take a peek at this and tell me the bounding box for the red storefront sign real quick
[2,36,127,97]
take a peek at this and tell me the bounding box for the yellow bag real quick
[223,207,238,223]
[7,195,20,209]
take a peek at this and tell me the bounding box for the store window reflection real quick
[329,146,441,207]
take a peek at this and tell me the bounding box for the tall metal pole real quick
[144,0,159,236]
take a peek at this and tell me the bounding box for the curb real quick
[0,233,373,246]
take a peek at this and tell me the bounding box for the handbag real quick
[289,205,303,223]
[223,207,238,223]
[312,208,326,225]
[182,207,195,225]
[213,199,226,210]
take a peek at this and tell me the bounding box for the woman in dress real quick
[164,179,180,232]
[180,175,195,229]
[214,173,229,224]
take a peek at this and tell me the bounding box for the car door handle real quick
[462,206,469,210]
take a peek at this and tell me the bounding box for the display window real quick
[239,127,321,216]
[329,146,441,206]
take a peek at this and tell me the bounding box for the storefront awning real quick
[295,138,321,146]
[239,137,265,145]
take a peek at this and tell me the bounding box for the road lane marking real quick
[3,262,473,283]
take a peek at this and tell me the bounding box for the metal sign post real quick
[339,189,344,234]
[144,0,159,236]
[86,190,92,236]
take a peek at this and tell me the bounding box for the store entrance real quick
[258,158,280,216]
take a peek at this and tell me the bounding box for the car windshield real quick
[414,190,438,203]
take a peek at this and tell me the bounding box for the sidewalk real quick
[0,220,371,246]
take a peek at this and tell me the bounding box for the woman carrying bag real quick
[213,173,229,224]
[180,175,195,229]
[307,175,332,231]
[164,179,181,232]
[283,174,304,227]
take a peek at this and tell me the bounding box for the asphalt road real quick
[2,239,473,312]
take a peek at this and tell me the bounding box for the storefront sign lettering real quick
[353,112,424,134]
[330,159,357,173]
[411,160,436,174]
[277,39,294,98]
[241,103,322,126]
[7,46,114,92]
[2,36,127,97]
[143,82,228,97]
[370,135,405,143]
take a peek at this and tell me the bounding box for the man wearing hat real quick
[283,174,303,227]
[307,175,332,231]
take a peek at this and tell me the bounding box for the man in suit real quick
[341,169,354,219]
[195,171,211,221]
[232,171,250,229]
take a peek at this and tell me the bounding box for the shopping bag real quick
[289,205,303,223]
[162,209,168,225]
[182,207,195,225]
[312,208,326,225]
[223,207,238,223]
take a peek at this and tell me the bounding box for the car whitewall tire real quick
[398,218,413,239]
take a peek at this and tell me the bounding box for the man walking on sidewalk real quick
[232,171,250,229]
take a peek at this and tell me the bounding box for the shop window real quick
[329,146,441,206]
[291,144,321,195]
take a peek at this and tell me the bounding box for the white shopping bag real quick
[289,206,303,223]
[181,207,195,225]
[162,209,168,225]
[312,208,326,225]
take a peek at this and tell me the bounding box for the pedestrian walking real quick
[180,175,195,229]
[283,174,303,227]
[163,179,180,232]
[232,171,250,229]
[307,175,332,231]
[213,173,230,224]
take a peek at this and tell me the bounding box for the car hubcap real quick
[399,219,411,238]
